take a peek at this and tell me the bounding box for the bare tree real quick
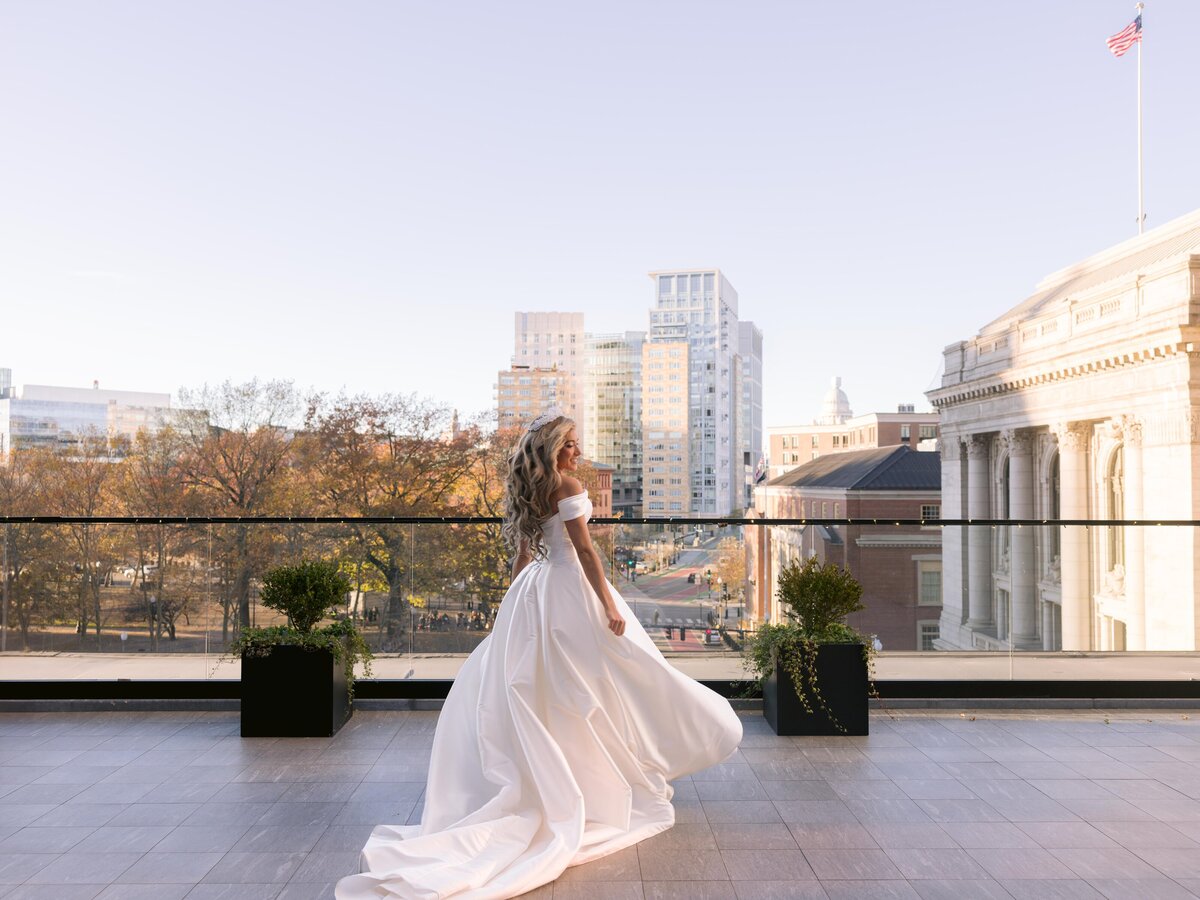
[118,427,206,648]
[0,449,35,651]
[176,379,298,638]
[716,535,748,608]
[39,436,118,648]
[301,394,482,649]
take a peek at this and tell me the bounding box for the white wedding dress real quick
[335,490,743,899]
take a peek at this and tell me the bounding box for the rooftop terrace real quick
[2,707,1200,898]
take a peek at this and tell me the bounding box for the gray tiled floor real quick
[1,709,1199,898]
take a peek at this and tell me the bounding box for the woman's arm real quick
[564,515,626,637]
[511,538,533,581]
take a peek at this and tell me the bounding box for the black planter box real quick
[763,642,868,736]
[241,643,351,737]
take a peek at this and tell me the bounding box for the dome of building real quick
[817,376,853,425]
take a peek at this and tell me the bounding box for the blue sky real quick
[2,1,1197,438]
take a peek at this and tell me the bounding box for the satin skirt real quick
[335,554,743,900]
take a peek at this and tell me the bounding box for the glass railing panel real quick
[407,521,501,656]
[743,519,1200,684]
[1,518,1198,685]
[1005,524,1200,681]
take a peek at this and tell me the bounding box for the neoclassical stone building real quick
[927,209,1200,652]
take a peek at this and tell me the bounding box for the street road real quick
[613,537,740,653]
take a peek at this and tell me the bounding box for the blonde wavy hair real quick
[502,416,575,558]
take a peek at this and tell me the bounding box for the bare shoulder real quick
[555,476,585,501]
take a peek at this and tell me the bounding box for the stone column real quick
[1002,429,1038,646]
[1054,421,1093,651]
[966,435,993,630]
[939,437,966,642]
[1119,415,1145,650]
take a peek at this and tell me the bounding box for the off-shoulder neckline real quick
[549,489,588,518]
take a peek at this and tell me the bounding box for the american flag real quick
[1106,15,1142,58]
[752,454,768,484]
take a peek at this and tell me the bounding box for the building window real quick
[918,562,942,605]
[1048,452,1061,563]
[920,504,940,520]
[1108,445,1125,569]
[811,435,818,448]
[918,621,940,651]
[900,425,911,441]
[920,425,937,440]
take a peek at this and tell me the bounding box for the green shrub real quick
[743,555,871,734]
[230,559,372,700]
[260,559,350,634]
[776,556,864,639]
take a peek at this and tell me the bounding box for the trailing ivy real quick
[230,619,374,702]
[742,557,877,734]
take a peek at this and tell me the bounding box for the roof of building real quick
[767,445,940,491]
[980,207,1200,336]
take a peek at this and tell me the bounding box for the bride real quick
[336,410,743,899]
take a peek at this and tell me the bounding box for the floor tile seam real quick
[150,819,258,853]
[1042,844,1175,882]
[15,845,146,886]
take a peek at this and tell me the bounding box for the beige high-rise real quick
[641,342,690,514]
[511,312,584,440]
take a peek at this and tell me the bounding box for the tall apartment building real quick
[495,367,572,433]
[641,342,690,514]
[0,369,173,458]
[511,312,584,433]
[582,332,645,517]
[738,322,764,510]
[647,270,753,516]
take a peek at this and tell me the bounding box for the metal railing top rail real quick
[0,515,1197,527]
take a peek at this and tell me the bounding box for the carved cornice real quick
[1052,421,1092,454]
[1140,408,1200,445]
[928,333,1200,409]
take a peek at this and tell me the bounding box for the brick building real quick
[768,389,939,482]
[747,445,942,650]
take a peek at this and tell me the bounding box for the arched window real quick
[1108,445,1124,569]
[1049,452,1061,562]
[1001,458,1011,518]
[998,457,1012,559]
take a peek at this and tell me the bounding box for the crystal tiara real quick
[528,406,565,432]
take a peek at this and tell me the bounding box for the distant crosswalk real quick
[639,616,714,651]
[640,617,701,628]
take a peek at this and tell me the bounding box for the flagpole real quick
[1136,1,1145,234]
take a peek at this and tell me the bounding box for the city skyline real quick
[3,3,1199,431]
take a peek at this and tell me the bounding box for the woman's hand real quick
[604,603,626,637]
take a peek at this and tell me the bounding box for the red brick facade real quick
[747,449,942,650]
